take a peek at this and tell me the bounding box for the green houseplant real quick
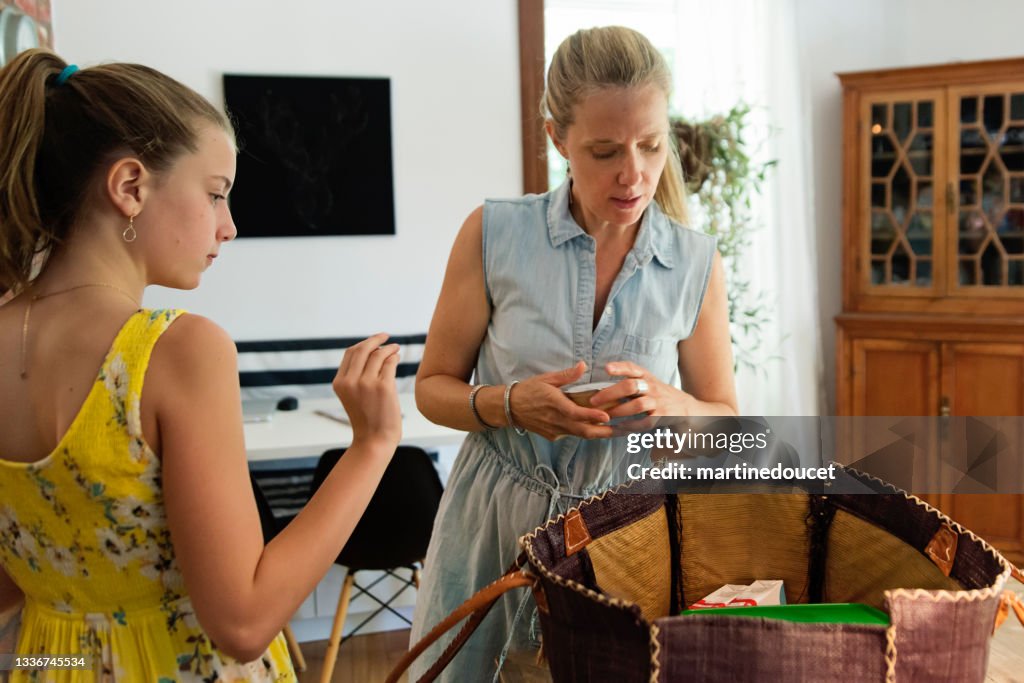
[672,103,776,372]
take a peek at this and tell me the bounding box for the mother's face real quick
[548,84,669,233]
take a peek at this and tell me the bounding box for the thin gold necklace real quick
[20,283,141,380]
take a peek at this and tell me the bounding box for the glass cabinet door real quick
[952,86,1024,292]
[863,92,945,294]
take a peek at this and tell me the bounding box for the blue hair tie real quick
[55,64,79,85]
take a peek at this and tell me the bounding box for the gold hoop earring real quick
[123,215,137,243]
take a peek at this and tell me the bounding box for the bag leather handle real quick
[385,569,536,683]
[994,589,1024,633]
[993,561,1024,634]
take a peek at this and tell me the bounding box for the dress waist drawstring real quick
[532,463,589,520]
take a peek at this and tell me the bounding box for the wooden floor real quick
[296,630,410,683]
[297,582,1024,682]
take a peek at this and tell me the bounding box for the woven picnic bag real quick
[390,470,1024,682]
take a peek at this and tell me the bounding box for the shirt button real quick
[605,306,612,315]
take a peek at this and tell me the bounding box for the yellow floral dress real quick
[0,310,295,682]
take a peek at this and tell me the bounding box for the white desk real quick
[244,393,466,462]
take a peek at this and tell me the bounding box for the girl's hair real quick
[0,49,232,294]
[543,26,689,225]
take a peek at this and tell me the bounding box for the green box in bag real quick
[681,603,890,626]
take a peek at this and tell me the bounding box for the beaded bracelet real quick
[469,384,498,430]
[504,380,528,435]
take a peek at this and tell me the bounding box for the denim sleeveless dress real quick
[409,181,716,681]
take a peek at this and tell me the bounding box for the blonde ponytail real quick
[0,48,231,294]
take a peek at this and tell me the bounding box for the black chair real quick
[310,445,444,683]
[249,473,307,672]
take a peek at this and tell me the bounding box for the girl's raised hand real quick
[333,333,402,449]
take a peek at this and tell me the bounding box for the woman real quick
[410,26,738,681]
[0,49,401,681]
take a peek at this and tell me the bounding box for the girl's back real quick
[0,308,296,680]
[0,290,138,462]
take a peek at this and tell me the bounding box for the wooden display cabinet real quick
[836,58,1024,566]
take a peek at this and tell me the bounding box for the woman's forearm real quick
[683,395,739,417]
[416,374,509,432]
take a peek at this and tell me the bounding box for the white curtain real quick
[546,0,823,416]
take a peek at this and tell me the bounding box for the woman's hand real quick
[333,333,402,450]
[592,360,694,420]
[509,361,616,441]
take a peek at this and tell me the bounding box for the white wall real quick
[52,0,521,340]
[795,0,1024,413]
[903,0,1024,65]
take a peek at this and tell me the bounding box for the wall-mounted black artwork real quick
[223,74,395,237]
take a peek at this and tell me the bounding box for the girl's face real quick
[549,84,669,234]
[138,123,238,289]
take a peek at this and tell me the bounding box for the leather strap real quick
[422,593,499,681]
[994,590,1024,633]
[385,569,536,683]
[993,562,1024,634]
